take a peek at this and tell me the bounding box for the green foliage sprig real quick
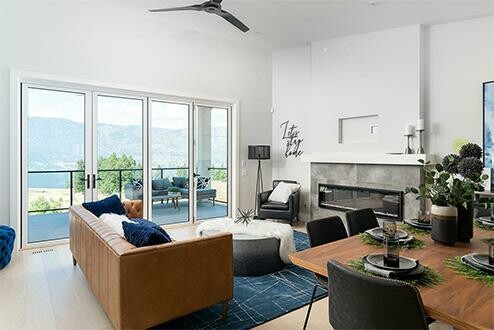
[399,223,430,236]
[445,256,494,287]
[358,233,425,249]
[405,143,491,208]
[348,258,444,287]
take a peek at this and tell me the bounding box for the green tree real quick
[175,165,188,178]
[74,153,141,196]
[30,196,63,213]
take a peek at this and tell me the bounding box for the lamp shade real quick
[248,145,270,160]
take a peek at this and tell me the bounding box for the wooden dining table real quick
[289,228,494,330]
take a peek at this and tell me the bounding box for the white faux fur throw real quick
[196,218,295,264]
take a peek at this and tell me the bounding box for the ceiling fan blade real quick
[211,0,223,3]
[218,10,249,32]
[149,5,202,13]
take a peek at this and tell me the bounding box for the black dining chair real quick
[303,216,348,329]
[327,260,429,330]
[345,208,379,236]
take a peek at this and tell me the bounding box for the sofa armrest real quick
[259,190,272,206]
[289,190,300,216]
[118,233,233,329]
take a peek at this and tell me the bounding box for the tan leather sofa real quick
[69,205,233,329]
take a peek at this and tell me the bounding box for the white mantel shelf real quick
[301,153,436,166]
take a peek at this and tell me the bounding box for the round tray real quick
[367,228,409,240]
[478,216,494,223]
[472,254,494,269]
[365,254,418,271]
[405,218,431,229]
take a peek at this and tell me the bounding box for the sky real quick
[27,87,227,129]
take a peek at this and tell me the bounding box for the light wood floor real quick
[0,222,450,330]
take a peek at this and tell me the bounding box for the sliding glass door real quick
[194,105,229,220]
[23,85,90,244]
[150,100,190,225]
[94,94,145,205]
[20,80,233,247]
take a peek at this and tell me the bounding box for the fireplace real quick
[318,184,403,220]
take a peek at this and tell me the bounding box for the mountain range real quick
[28,117,227,188]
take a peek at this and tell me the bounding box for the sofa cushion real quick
[122,219,172,247]
[261,201,289,211]
[152,178,171,190]
[83,195,127,217]
[173,177,188,188]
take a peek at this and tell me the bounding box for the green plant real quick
[481,237,494,245]
[29,196,64,213]
[348,258,444,287]
[405,143,490,208]
[445,256,494,287]
[168,186,181,193]
[73,153,141,196]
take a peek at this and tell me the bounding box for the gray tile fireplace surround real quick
[311,162,424,221]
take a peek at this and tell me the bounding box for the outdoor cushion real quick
[173,177,188,188]
[197,188,216,195]
[197,176,211,189]
[83,195,127,217]
[261,201,290,211]
[179,188,216,195]
[152,178,171,191]
[0,225,15,270]
[152,189,168,197]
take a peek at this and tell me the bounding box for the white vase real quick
[431,205,458,245]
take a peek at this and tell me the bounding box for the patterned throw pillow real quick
[197,176,211,189]
[131,179,143,189]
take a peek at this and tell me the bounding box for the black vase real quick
[457,203,474,243]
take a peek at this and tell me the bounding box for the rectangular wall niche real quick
[338,114,379,144]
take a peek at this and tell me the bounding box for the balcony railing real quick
[28,166,227,214]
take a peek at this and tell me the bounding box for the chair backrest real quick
[273,180,297,189]
[306,216,348,248]
[327,260,428,330]
[345,208,379,236]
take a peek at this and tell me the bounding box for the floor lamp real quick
[248,145,271,217]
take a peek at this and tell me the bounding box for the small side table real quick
[166,192,182,210]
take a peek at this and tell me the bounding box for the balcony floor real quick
[28,200,227,244]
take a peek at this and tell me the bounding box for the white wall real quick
[426,16,494,155]
[310,25,422,155]
[272,17,494,220]
[0,0,272,226]
[272,46,312,219]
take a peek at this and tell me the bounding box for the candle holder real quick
[404,134,413,154]
[416,129,425,154]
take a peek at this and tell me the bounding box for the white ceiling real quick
[110,0,494,49]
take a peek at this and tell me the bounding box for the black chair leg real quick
[303,284,325,330]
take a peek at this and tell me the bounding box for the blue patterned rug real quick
[154,231,326,329]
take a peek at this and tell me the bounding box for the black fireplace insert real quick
[318,184,403,220]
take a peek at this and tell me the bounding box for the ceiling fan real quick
[149,0,250,33]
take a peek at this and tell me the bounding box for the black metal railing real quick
[28,166,228,214]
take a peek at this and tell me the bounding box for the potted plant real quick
[168,187,181,194]
[406,143,490,244]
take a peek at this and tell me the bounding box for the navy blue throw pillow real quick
[122,219,172,247]
[82,195,127,217]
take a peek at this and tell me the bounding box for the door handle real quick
[79,174,91,189]
[92,174,101,188]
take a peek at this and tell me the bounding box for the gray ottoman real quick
[232,234,285,276]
